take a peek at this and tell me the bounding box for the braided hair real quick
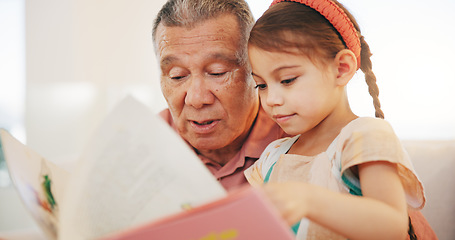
[249,1,417,239]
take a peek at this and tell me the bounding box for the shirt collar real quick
[159,107,286,170]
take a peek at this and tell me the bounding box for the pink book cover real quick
[102,186,295,240]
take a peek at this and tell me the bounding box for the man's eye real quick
[170,75,186,80]
[209,72,227,77]
[254,84,267,90]
[168,67,189,81]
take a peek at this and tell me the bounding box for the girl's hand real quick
[260,162,408,240]
[262,181,310,225]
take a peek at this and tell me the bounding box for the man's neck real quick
[198,101,260,166]
[196,125,252,166]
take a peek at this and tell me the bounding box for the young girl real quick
[244,0,426,239]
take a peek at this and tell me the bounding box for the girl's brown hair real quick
[248,1,384,119]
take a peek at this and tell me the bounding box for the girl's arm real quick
[263,161,409,240]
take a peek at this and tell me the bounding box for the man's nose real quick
[184,75,215,109]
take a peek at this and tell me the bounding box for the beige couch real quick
[1,140,454,240]
[402,140,455,240]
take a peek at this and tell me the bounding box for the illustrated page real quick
[0,129,69,240]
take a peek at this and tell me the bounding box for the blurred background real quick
[0,0,454,237]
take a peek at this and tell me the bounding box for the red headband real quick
[270,0,361,68]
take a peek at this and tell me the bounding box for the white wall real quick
[0,0,25,143]
[26,0,167,161]
[247,0,455,141]
[25,0,455,161]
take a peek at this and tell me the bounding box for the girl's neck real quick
[288,111,357,157]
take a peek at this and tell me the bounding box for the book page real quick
[58,96,227,240]
[0,129,70,240]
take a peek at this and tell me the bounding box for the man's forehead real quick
[157,29,240,68]
[156,15,240,51]
[160,50,239,70]
[159,32,227,51]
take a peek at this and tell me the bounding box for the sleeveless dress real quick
[244,117,425,240]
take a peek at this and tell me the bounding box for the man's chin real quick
[188,137,227,151]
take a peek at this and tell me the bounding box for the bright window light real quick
[247,0,455,140]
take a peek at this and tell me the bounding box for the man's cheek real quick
[161,83,179,104]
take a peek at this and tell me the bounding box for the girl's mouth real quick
[273,114,295,124]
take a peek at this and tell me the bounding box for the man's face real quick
[155,14,259,151]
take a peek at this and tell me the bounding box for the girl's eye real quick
[281,77,297,85]
[254,84,267,90]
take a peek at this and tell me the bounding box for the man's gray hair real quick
[152,0,255,66]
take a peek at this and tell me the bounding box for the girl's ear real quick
[334,49,357,86]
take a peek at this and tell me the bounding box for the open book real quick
[0,96,294,240]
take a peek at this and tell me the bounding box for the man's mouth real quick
[193,120,214,125]
[189,119,219,133]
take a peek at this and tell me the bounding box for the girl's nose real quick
[264,87,284,107]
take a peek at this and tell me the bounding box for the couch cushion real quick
[402,140,455,240]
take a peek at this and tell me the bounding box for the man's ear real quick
[334,49,357,86]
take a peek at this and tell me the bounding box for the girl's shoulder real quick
[336,117,426,210]
[339,117,396,140]
[335,117,402,157]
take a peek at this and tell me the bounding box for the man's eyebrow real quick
[210,53,240,65]
[160,52,240,70]
[160,56,178,69]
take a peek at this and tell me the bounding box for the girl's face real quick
[249,45,344,136]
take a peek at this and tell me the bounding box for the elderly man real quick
[152,0,285,189]
[152,0,436,239]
